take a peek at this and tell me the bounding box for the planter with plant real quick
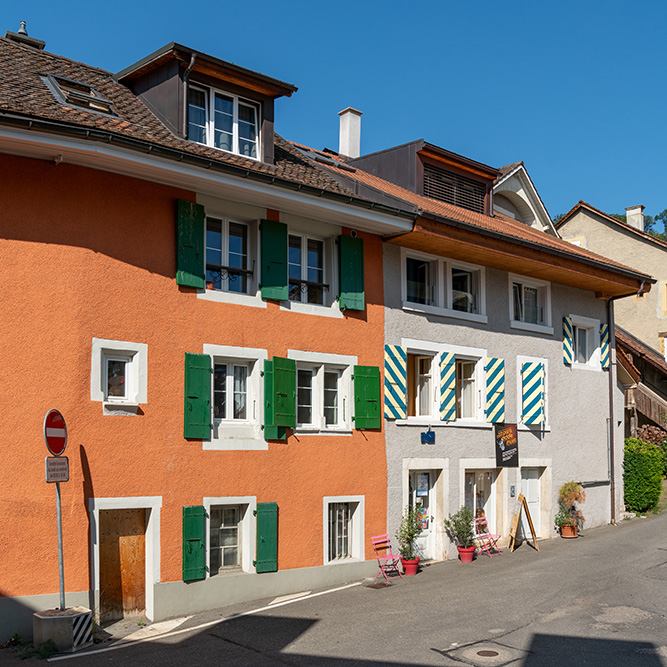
[395,506,423,575]
[444,506,476,562]
[555,481,585,538]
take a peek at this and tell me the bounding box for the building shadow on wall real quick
[79,445,95,613]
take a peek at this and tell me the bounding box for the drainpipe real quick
[181,54,196,139]
[606,280,646,524]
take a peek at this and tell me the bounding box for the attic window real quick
[45,75,114,115]
[423,163,485,214]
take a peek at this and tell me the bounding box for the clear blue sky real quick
[3,1,666,231]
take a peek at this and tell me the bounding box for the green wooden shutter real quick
[254,502,278,573]
[353,365,381,429]
[338,235,365,311]
[263,360,283,440]
[260,220,288,301]
[184,353,212,439]
[176,200,205,288]
[263,357,295,439]
[183,505,207,581]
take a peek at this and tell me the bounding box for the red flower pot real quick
[560,524,578,538]
[401,557,420,575]
[457,546,475,563]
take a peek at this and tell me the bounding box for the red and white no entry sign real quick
[43,409,67,456]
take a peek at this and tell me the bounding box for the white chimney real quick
[625,205,645,231]
[338,107,362,158]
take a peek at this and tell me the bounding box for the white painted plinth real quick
[33,606,93,653]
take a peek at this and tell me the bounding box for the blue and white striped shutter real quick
[600,324,610,369]
[521,362,545,425]
[563,316,573,365]
[384,345,407,419]
[440,352,456,421]
[486,358,505,423]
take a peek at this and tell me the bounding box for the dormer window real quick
[423,163,485,214]
[188,86,260,159]
[44,74,114,115]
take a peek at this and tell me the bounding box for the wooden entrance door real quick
[99,509,146,623]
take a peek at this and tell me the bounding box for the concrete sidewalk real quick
[2,513,666,665]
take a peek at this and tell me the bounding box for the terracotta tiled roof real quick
[557,200,667,251]
[305,152,649,277]
[615,326,667,375]
[0,37,356,198]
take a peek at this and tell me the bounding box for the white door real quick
[521,468,541,538]
[410,471,435,560]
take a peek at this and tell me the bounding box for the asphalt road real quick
[3,513,667,666]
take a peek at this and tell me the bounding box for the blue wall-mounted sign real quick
[421,429,435,445]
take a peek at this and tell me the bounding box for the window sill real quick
[394,419,492,429]
[190,139,261,162]
[325,556,363,566]
[294,427,353,436]
[280,300,343,319]
[518,423,551,432]
[103,401,140,416]
[205,437,268,451]
[510,320,554,336]
[571,362,602,373]
[207,567,245,578]
[402,303,488,324]
[198,288,266,309]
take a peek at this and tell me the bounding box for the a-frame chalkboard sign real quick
[508,493,539,552]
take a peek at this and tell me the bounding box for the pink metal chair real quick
[371,534,403,582]
[474,517,502,558]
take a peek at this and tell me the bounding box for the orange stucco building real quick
[0,34,416,636]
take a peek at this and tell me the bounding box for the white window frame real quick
[205,216,253,297]
[509,274,553,335]
[197,201,264,309]
[399,338,489,428]
[516,355,550,431]
[203,496,256,576]
[281,221,341,318]
[288,232,327,306]
[188,85,261,160]
[212,361,251,422]
[203,344,267,450]
[91,338,147,414]
[322,495,365,565]
[288,350,356,434]
[570,314,601,371]
[401,248,487,324]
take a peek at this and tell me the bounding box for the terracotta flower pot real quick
[401,557,420,575]
[457,546,475,562]
[560,524,578,538]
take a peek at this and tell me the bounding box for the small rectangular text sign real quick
[45,456,69,483]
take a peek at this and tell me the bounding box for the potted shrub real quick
[395,506,423,575]
[555,481,585,538]
[444,506,476,562]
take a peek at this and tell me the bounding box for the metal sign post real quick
[43,409,68,612]
[55,481,66,611]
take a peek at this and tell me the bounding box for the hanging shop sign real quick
[495,423,519,467]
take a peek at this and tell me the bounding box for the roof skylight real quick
[44,74,114,115]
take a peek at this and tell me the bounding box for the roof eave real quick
[387,211,654,297]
